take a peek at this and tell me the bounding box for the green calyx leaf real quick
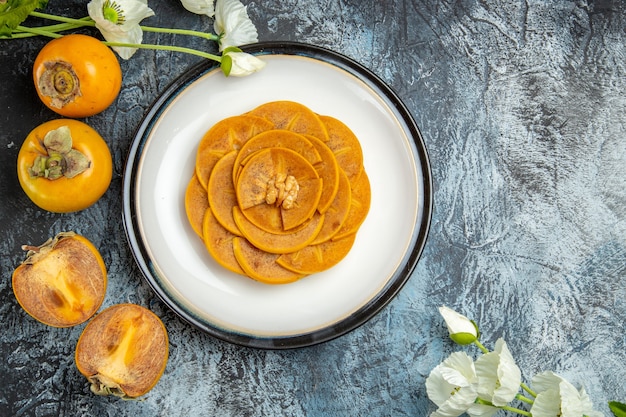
[609,401,626,417]
[0,0,48,37]
[220,53,232,76]
[449,332,478,345]
[222,46,243,54]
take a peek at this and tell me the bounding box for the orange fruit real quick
[75,303,168,399]
[12,231,106,327]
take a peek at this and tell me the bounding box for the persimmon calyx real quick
[87,374,130,399]
[37,60,82,109]
[28,126,90,180]
[20,231,77,265]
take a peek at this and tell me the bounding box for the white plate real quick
[122,42,432,349]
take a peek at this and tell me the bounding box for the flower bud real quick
[438,305,479,345]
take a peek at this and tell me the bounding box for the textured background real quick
[1,1,625,416]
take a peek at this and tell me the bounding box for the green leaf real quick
[220,54,232,76]
[0,0,48,37]
[609,401,626,417]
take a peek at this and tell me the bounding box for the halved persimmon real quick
[12,231,107,327]
[75,303,168,399]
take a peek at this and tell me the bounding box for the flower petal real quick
[492,339,521,405]
[222,51,265,77]
[213,0,258,51]
[87,0,155,59]
[180,0,215,17]
[439,306,478,344]
[530,389,561,417]
[426,352,478,415]
[467,403,499,417]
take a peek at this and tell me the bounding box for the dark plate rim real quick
[122,41,433,349]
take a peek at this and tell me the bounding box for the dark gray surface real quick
[1,1,624,416]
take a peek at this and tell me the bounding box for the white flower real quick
[213,0,258,51]
[87,0,155,59]
[439,306,478,345]
[475,338,522,406]
[180,0,214,17]
[221,48,265,77]
[530,371,604,417]
[426,352,479,417]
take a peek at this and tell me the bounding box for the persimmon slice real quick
[277,233,357,275]
[12,231,106,327]
[305,134,340,213]
[311,169,352,245]
[184,174,209,238]
[248,101,329,142]
[195,115,274,189]
[202,207,245,275]
[232,237,304,284]
[233,206,324,254]
[207,150,242,236]
[334,170,371,240]
[75,303,168,399]
[319,115,364,185]
[232,130,321,183]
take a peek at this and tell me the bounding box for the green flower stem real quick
[29,11,96,28]
[521,382,538,398]
[14,25,62,39]
[139,25,219,41]
[28,11,219,42]
[475,398,532,416]
[10,23,221,62]
[103,41,221,62]
[473,339,490,354]
[515,393,535,405]
[501,405,532,416]
[11,20,88,38]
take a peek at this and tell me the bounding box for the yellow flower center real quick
[102,0,126,25]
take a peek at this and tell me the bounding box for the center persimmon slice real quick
[236,147,322,232]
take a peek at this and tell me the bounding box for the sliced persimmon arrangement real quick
[185,101,371,284]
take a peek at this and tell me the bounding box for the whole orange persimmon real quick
[17,119,113,213]
[33,34,122,118]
